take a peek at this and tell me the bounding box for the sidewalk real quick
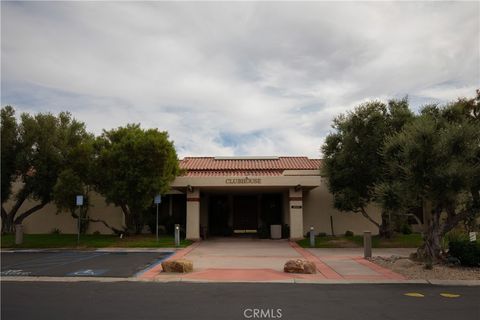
[140,238,410,282]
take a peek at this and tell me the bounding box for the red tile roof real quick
[179,157,321,177]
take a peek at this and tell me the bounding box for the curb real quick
[3,276,479,285]
[427,279,480,286]
[1,248,181,253]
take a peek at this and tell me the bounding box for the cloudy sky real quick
[2,1,479,158]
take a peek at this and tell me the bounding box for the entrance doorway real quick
[205,192,284,237]
[208,195,230,236]
[233,195,258,233]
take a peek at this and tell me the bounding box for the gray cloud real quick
[2,1,478,158]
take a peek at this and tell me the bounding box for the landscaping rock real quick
[161,259,193,273]
[393,259,416,269]
[283,259,316,274]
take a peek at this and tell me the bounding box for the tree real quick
[1,107,20,213]
[1,108,91,233]
[52,139,124,234]
[53,169,90,233]
[92,124,179,234]
[321,98,414,237]
[378,92,480,261]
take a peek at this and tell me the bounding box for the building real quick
[4,156,382,238]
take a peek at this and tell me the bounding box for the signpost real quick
[76,195,84,245]
[154,195,162,242]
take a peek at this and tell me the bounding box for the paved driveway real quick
[147,238,408,282]
[185,237,301,270]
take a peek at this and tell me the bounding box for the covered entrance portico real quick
[203,188,284,237]
[170,157,322,241]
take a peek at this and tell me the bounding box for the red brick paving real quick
[289,242,343,279]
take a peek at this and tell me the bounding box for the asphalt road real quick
[2,282,479,320]
[1,251,171,277]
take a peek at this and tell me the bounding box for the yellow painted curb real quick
[440,293,460,298]
[404,292,424,297]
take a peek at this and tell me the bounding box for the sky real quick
[1,1,479,158]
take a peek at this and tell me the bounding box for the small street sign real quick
[469,232,477,242]
[76,195,84,206]
[154,195,161,204]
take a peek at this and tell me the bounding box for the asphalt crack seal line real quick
[404,293,425,297]
[440,293,461,298]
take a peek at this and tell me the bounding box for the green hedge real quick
[448,240,480,267]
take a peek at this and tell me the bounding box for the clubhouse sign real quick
[225,178,262,184]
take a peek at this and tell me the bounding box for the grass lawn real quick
[297,233,423,248]
[0,234,192,249]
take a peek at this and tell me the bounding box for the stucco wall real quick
[2,183,124,234]
[302,178,382,236]
[4,177,383,236]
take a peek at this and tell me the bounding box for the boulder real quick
[393,259,415,269]
[283,259,316,274]
[161,259,193,273]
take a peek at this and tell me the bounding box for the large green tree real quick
[1,108,91,233]
[378,93,480,261]
[92,124,179,234]
[1,107,20,210]
[321,99,414,236]
[52,139,124,234]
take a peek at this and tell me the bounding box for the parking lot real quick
[0,251,172,277]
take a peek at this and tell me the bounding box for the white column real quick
[186,188,200,240]
[289,187,304,240]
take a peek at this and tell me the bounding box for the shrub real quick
[51,228,61,235]
[318,232,327,237]
[442,229,469,253]
[448,240,480,267]
[401,224,412,235]
[345,230,354,237]
[93,230,101,235]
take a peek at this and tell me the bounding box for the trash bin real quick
[270,225,281,239]
[15,224,23,245]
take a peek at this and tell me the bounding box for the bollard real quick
[174,224,180,247]
[309,226,315,248]
[364,231,372,258]
[15,224,23,245]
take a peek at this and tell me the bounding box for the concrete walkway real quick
[140,238,409,282]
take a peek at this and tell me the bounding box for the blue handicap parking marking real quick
[67,269,108,276]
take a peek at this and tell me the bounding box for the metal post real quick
[330,216,334,236]
[76,195,83,246]
[364,231,372,258]
[154,195,161,242]
[156,203,159,242]
[77,207,80,245]
[309,226,315,247]
[174,224,180,247]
